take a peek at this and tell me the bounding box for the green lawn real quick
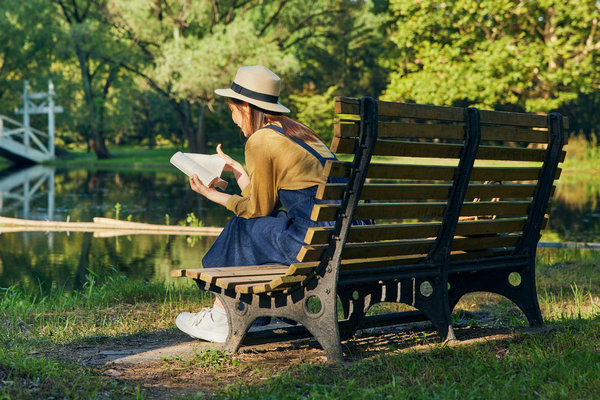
[1,141,598,398]
[1,249,599,399]
[46,144,246,171]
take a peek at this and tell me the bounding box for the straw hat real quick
[215,65,290,113]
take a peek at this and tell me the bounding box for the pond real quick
[0,165,599,292]
[0,165,231,292]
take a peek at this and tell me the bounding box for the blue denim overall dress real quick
[202,125,338,268]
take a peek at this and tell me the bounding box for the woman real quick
[176,65,339,342]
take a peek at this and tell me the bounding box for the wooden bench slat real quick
[480,126,566,144]
[335,122,564,144]
[305,218,527,245]
[325,161,456,180]
[202,268,290,284]
[479,109,550,128]
[306,222,441,244]
[215,274,288,290]
[312,202,444,221]
[460,201,536,216]
[199,266,289,275]
[332,138,464,158]
[476,146,566,162]
[338,255,430,271]
[378,101,466,122]
[451,235,521,251]
[291,256,433,275]
[325,161,561,181]
[331,138,566,162]
[317,183,452,201]
[334,97,360,115]
[335,122,465,140]
[299,239,436,262]
[311,201,533,222]
[172,265,288,280]
[335,97,569,129]
[470,166,561,181]
[449,248,514,262]
[240,275,307,294]
[317,183,538,201]
[299,235,520,263]
[231,282,271,294]
[170,266,287,279]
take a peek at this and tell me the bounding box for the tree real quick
[382,0,600,114]
[52,0,131,158]
[288,0,390,141]
[102,0,358,153]
[0,1,56,114]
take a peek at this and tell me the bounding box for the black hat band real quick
[231,82,279,104]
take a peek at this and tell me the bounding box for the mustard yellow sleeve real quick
[225,130,279,218]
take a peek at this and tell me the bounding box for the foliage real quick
[99,0,368,152]
[0,0,56,112]
[3,1,600,157]
[383,0,600,113]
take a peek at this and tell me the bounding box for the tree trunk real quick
[74,45,112,159]
[171,99,207,153]
[192,104,207,154]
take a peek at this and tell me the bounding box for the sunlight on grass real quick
[1,249,599,398]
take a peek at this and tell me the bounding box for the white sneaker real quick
[175,308,229,343]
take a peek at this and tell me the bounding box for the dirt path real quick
[41,322,527,398]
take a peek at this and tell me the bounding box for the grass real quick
[0,269,208,399]
[1,250,599,399]
[224,326,599,399]
[561,133,600,176]
[45,143,246,172]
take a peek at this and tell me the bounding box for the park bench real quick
[171,96,567,363]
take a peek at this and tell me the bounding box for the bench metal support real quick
[338,107,482,342]
[447,112,564,327]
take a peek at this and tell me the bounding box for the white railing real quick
[0,79,62,163]
[0,113,51,156]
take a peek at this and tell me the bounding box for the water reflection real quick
[550,178,600,242]
[0,165,233,225]
[0,165,231,291]
[0,165,55,220]
[0,230,216,292]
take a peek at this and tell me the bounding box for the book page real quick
[170,152,228,190]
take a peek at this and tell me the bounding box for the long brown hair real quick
[227,98,324,143]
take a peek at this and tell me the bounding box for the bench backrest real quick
[293,97,567,283]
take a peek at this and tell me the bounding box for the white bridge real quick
[0,80,61,164]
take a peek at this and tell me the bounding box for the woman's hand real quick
[189,175,231,207]
[216,144,250,190]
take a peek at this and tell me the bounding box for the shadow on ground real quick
[37,319,542,398]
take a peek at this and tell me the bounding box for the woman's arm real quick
[189,175,232,207]
[216,144,250,190]
[225,130,279,218]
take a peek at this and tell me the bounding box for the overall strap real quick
[264,124,336,167]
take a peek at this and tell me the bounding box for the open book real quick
[170,151,228,190]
